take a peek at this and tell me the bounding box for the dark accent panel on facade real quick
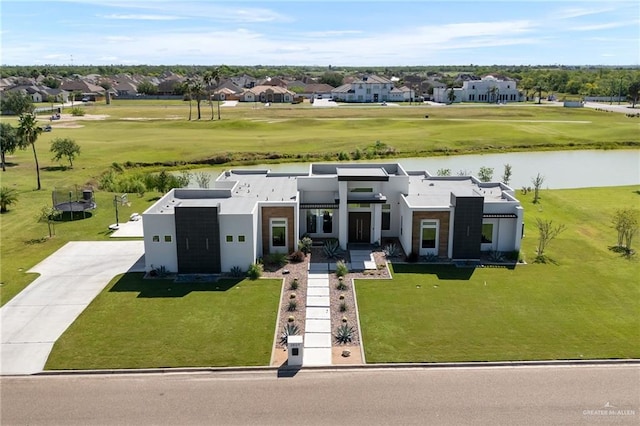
[338,176,389,182]
[175,206,221,273]
[300,203,339,209]
[452,197,484,260]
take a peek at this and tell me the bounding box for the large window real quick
[420,220,439,255]
[382,204,391,231]
[306,209,333,234]
[482,223,494,244]
[271,219,287,248]
[350,187,373,193]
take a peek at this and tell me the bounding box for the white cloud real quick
[553,6,616,20]
[570,20,638,31]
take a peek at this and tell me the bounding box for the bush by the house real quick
[247,262,263,280]
[335,260,348,277]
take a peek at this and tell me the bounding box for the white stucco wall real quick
[143,213,178,273]
[218,214,256,272]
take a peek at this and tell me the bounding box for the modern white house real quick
[433,75,522,103]
[331,75,412,103]
[142,163,524,274]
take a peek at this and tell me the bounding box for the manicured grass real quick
[45,274,282,369]
[1,101,637,306]
[357,185,640,362]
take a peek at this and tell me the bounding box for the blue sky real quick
[1,0,638,66]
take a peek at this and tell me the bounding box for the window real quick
[482,223,494,244]
[307,210,317,233]
[164,235,172,243]
[366,88,371,94]
[421,222,437,249]
[152,235,160,242]
[238,235,246,242]
[382,204,391,231]
[420,220,439,255]
[271,219,286,247]
[350,187,373,193]
[348,203,370,208]
[226,235,233,243]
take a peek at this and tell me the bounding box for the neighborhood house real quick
[142,163,524,274]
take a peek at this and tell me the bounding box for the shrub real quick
[0,187,19,213]
[339,294,345,300]
[335,324,354,344]
[289,250,305,263]
[289,278,299,290]
[335,260,348,277]
[298,236,313,254]
[421,253,439,263]
[341,316,348,323]
[287,300,297,312]
[247,263,263,280]
[383,243,400,258]
[336,278,347,291]
[488,251,506,262]
[229,266,244,277]
[287,315,295,322]
[339,302,348,312]
[323,239,343,259]
[289,293,296,299]
[280,323,300,346]
[265,252,288,268]
[70,107,85,116]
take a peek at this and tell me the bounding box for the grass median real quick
[357,185,640,362]
[45,274,282,369]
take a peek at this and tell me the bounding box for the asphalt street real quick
[1,365,638,425]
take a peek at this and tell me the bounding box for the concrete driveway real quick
[1,241,145,375]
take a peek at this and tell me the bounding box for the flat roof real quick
[405,174,506,207]
[337,167,389,181]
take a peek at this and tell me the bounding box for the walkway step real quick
[306,319,331,333]
[306,307,330,320]
[307,287,329,297]
[307,278,329,288]
[303,347,332,366]
[306,296,330,307]
[304,333,332,348]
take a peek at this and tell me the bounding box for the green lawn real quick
[357,185,640,362]
[45,274,282,369]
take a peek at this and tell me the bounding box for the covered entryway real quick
[349,212,371,243]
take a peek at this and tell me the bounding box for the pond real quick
[192,149,639,189]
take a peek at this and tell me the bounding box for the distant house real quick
[433,75,522,103]
[60,79,106,101]
[5,85,69,103]
[143,163,524,274]
[230,74,257,89]
[239,85,295,103]
[113,81,138,96]
[301,83,335,99]
[331,75,396,103]
[213,80,244,100]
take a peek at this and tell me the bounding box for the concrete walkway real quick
[1,241,145,375]
[303,272,332,366]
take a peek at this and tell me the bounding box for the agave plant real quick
[280,323,300,346]
[287,300,297,312]
[383,243,400,258]
[323,239,343,259]
[335,324,354,344]
[488,251,506,262]
[229,265,244,277]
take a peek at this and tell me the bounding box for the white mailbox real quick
[287,335,303,366]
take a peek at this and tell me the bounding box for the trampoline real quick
[52,186,96,218]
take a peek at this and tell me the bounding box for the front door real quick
[349,212,371,243]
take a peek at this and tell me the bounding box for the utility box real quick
[287,335,303,366]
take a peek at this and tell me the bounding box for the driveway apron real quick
[1,241,145,375]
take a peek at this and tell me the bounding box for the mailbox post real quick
[287,335,303,366]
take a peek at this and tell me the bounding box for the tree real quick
[612,208,638,254]
[0,186,18,213]
[478,166,494,182]
[17,113,43,190]
[319,71,343,87]
[183,79,193,121]
[203,68,220,120]
[195,172,211,188]
[502,163,513,186]
[190,78,205,120]
[531,173,544,204]
[628,80,640,108]
[137,81,158,95]
[71,90,83,107]
[0,91,34,115]
[535,218,566,262]
[447,86,456,104]
[436,168,451,176]
[0,122,20,171]
[50,137,81,168]
[39,205,60,237]
[533,84,545,104]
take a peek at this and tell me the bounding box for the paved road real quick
[1,365,637,425]
[0,241,145,375]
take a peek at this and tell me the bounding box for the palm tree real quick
[184,78,193,121]
[0,186,18,213]
[447,86,456,104]
[190,78,205,120]
[203,69,220,120]
[17,113,43,190]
